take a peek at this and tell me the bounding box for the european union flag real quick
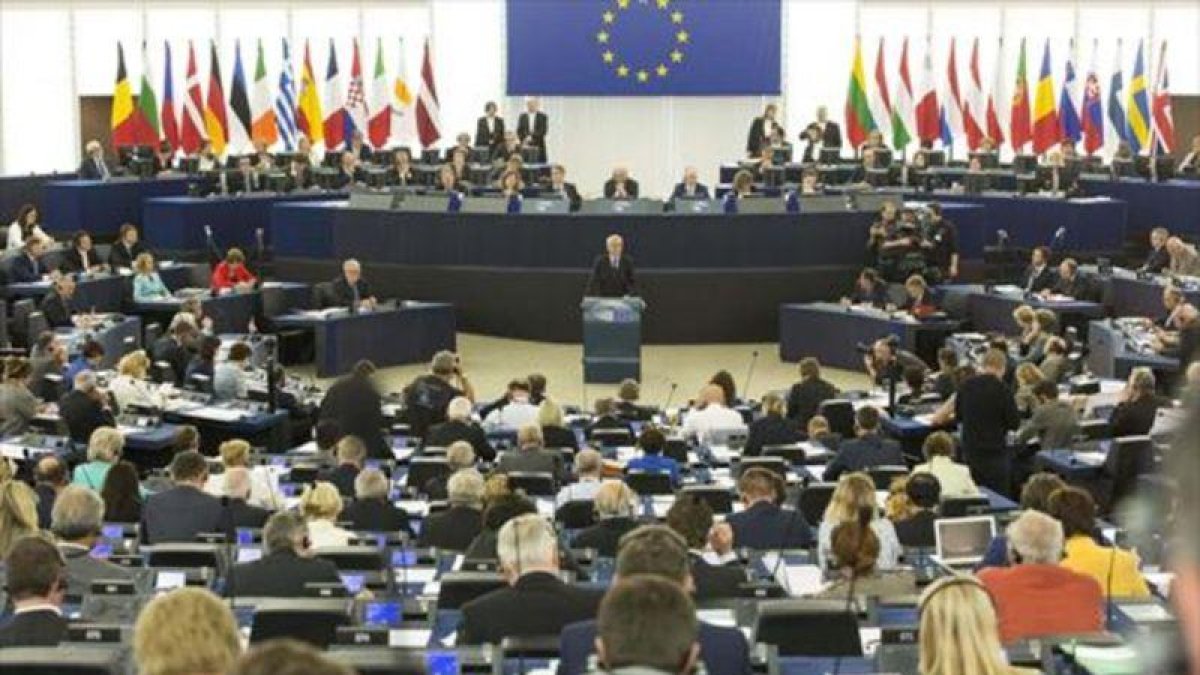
[506,0,781,96]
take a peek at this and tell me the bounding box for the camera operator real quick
[862,337,927,389]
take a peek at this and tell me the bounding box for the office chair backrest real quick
[736,456,788,480]
[405,457,451,491]
[763,444,806,465]
[554,500,596,529]
[663,437,689,464]
[868,465,910,490]
[752,599,863,657]
[9,299,36,347]
[142,543,223,569]
[680,485,735,514]
[437,571,507,610]
[143,321,163,348]
[314,546,386,572]
[0,645,123,674]
[1106,436,1156,510]
[624,470,674,496]
[249,597,352,649]
[939,495,991,518]
[588,428,633,447]
[506,471,556,496]
[312,281,335,309]
[818,400,855,438]
[799,483,837,526]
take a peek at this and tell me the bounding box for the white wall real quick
[0,0,1197,195]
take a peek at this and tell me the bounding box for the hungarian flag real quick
[161,41,180,151]
[890,37,916,151]
[844,37,874,149]
[228,40,254,154]
[367,38,391,149]
[392,38,417,146]
[1081,40,1103,155]
[986,38,1007,147]
[1151,41,1175,153]
[137,42,160,145]
[322,40,346,151]
[963,38,986,151]
[942,38,965,150]
[180,41,207,154]
[415,36,442,149]
[204,41,229,155]
[297,40,324,144]
[251,39,278,146]
[867,38,891,142]
[915,40,939,144]
[111,43,146,147]
[1031,39,1059,154]
[1010,38,1032,153]
[1059,41,1082,145]
[344,39,369,143]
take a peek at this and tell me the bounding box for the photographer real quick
[863,337,926,389]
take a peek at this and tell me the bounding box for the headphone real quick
[917,574,996,617]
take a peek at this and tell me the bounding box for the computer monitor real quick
[872,148,894,168]
[818,147,842,164]
[969,151,1000,169]
[672,197,715,215]
[771,147,793,164]
[964,171,991,195]
[934,516,996,566]
[521,197,569,214]
[1012,154,1038,174]
[865,168,892,188]
[459,197,510,214]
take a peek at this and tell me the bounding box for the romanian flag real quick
[1031,39,1058,154]
[204,41,229,155]
[111,43,142,147]
[844,37,874,149]
[1126,40,1150,154]
[297,40,323,144]
[1009,39,1032,153]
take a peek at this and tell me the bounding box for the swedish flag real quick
[1126,40,1151,153]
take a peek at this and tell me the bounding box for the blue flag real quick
[506,0,780,95]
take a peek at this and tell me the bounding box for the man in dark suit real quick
[558,525,751,675]
[1022,246,1057,294]
[813,105,842,149]
[548,164,582,212]
[319,360,390,460]
[664,497,748,601]
[320,435,366,497]
[743,392,802,457]
[495,426,567,485]
[417,470,485,551]
[1048,258,1096,301]
[1141,227,1171,274]
[332,151,364,189]
[58,371,115,444]
[0,536,70,647]
[1108,368,1169,438]
[955,349,1021,495]
[225,511,343,597]
[39,276,76,328]
[745,103,781,156]
[342,468,414,536]
[844,268,889,308]
[460,514,603,644]
[51,486,141,592]
[108,223,147,270]
[799,123,825,163]
[425,396,496,462]
[141,451,225,544]
[602,167,639,199]
[219,468,273,538]
[228,156,264,193]
[78,140,113,180]
[584,234,637,298]
[326,258,377,311]
[726,468,813,549]
[475,101,506,151]
[590,576,706,675]
[786,357,839,427]
[893,473,940,548]
[33,456,68,529]
[151,321,196,385]
[824,406,904,482]
[671,167,711,200]
[516,97,549,160]
[10,237,45,283]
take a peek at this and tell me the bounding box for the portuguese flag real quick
[845,37,875,149]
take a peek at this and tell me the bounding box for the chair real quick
[249,597,352,648]
[799,483,837,526]
[506,471,556,496]
[186,262,211,289]
[405,457,451,491]
[437,571,507,610]
[142,543,223,569]
[624,470,674,496]
[818,400,856,438]
[939,495,991,517]
[589,428,634,447]
[314,547,386,572]
[143,322,163,350]
[680,485,735,514]
[312,281,335,309]
[663,437,690,463]
[868,465,911,490]
[763,444,807,465]
[1103,436,1157,512]
[555,500,596,529]
[752,599,863,657]
[0,646,124,674]
[736,456,788,479]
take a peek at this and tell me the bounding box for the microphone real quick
[744,351,759,401]
[662,382,679,413]
[996,229,1009,249]
[1050,227,1067,251]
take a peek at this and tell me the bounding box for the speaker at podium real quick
[581,296,645,383]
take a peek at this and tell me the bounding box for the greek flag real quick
[275,38,298,150]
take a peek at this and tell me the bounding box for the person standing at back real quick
[402,351,476,438]
[320,359,390,460]
[955,349,1021,495]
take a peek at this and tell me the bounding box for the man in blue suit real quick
[670,167,710,200]
[823,406,904,482]
[725,467,813,549]
[558,525,751,675]
[9,238,45,283]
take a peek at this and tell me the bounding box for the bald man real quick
[584,234,637,298]
[682,385,745,444]
[671,167,710,200]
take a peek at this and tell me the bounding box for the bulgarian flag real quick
[251,39,278,145]
[844,37,874,149]
[137,42,160,145]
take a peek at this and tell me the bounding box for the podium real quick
[581,296,644,383]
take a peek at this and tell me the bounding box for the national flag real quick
[941,38,966,149]
[915,39,940,144]
[367,38,391,149]
[1010,38,1032,153]
[1107,40,1127,148]
[1059,40,1082,144]
[297,40,323,144]
[204,41,229,155]
[161,41,180,151]
[867,38,892,142]
[890,37,916,151]
[111,44,145,147]
[939,103,952,149]
[963,38,987,151]
[251,39,278,146]
[392,38,417,145]
[228,40,253,154]
[1081,40,1104,155]
[137,42,160,145]
[181,41,207,154]
[415,36,442,149]
[275,39,298,151]
[986,38,1007,147]
[1151,41,1175,154]
[344,38,369,143]
[844,37,874,149]
[1126,40,1150,154]
[1031,39,1058,154]
[322,40,346,151]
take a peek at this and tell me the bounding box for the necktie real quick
[97,158,109,179]
[611,257,619,269]
[30,256,38,277]
[351,283,360,308]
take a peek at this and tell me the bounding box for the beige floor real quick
[299,333,872,407]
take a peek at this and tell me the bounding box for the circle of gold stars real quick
[597,0,687,84]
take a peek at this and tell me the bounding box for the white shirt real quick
[555,477,603,508]
[681,404,745,444]
[307,518,353,549]
[204,465,285,510]
[483,399,540,430]
[7,222,47,250]
[109,375,165,411]
[818,518,901,571]
[912,456,980,497]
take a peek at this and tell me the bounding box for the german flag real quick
[111,43,142,147]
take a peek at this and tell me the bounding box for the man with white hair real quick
[425,396,495,461]
[681,384,745,444]
[603,167,639,199]
[342,467,413,536]
[459,514,603,644]
[496,424,566,484]
[482,378,540,430]
[52,485,139,590]
[671,167,710,200]
[220,467,272,537]
[329,258,376,311]
[418,469,485,551]
[225,511,342,597]
[58,370,116,444]
[978,510,1103,643]
[79,139,113,180]
[585,233,637,298]
[555,448,604,507]
[516,96,548,161]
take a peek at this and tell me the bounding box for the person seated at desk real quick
[425,396,495,462]
[1012,305,1046,359]
[746,102,783,156]
[287,155,313,191]
[488,154,523,187]
[59,371,115,446]
[213,341,251,401]
[210,247,257,293]
[151,141,176,174]
[890,473,939,549]
[917,576,1042,675]
[626,427,681,486]
[818,472,900,570]
[1022,245,1057,293]
[1177,134,1200,174]
[224,511,342,598]
[1156,285,1196,332]
[449,148,472,184]
[434,164,466,212]
[109,350,165,411]
[342,467,414,536]
[64,339,104,391]
[824,406,904,482]
[798,122,825,164]
[1108,367,1169,437]
[494,130,524,163]
[226,155,265,193]
[814,508,917,603]
[901,274,938,317]
[750,143,778,180]
[108,223,147,271]
[1048,487,1151,597]
[1140,227,1171,274]
[299,481,353,549]
[0,357,43,436]
[785,357,839,427]
[8,237,46,283]
[722,169,755,214]
[570,480,640,557]
[39,276,76,328]
[846,147,883,184]
[1016,380,1080,450]
[1166,236,1200,276]
[842,267,888,308]
[671,166,710,200]
[681,384,744,445]
[0,535,70,648]
[78,139,114,180]
[498,169,524,213]
[912,431,978,497]
[728,467,813,550]
[131,252,172,302]
[896,365,929,405]
[863,337,927,388]
[345,129,372,164]
[333,151,364,189]
[295,134,317,166]
[547,163,582,212]
[603,166,639,199]
[7,203,48,251]
[743,392,801,457]
[329,258,377,311]
[861,128,889,154]
[446,133,473,164]
[1013,362,1046,416]
[475,101,506,151]
[1038,337,1070,384]
[1045,257,1097,301]
[152,318,198,386]
[483,378,540,429]
[193,139,219,172]
[384,148,414,187]
[59,230,104,274]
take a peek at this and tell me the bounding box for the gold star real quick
[671,10,684,24]
[601,50,615,63]
[670,49,684,63]
[616,0,630,8]
[656,0,670,8]
[676,30,689,44]
[637,70,649,82]
[596,30,609,44]
[602,10,615,24]
[616,64,629,77]
[656,63,668,77]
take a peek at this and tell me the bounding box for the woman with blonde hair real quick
[72,426,125,491]
[918,576,1038,675]
[818,472,900,570]
[570,480,640,556]
[538,398,579,450]
[204,439,283,509]
[299,481,352,548]
[0,480,40,557]
[109,350,165,410]
[132,251,172,301]
[1013,362,1045,415]
[133,587,242,675]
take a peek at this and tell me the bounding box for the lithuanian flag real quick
[845,37,875,149]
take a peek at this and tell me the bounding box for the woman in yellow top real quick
[1048,486,1150,597]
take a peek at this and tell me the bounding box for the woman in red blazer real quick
[211,247,257,293]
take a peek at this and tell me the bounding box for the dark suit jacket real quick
[9,253,42,283]
[672,182,711,200]
[819,121,843,148]
[726,501,813,550]
[558,617,751,675]
[39,291,74,328]
[425,419,496,461]
[615,400,653,422]
[321,463,360,497]
[228,170,265,193]
[221,498,272,538]
[141,484,225,544]
[107,241,146,270]
[550,182,582,212]
[894,510,937,548]
[342,497,414,536]
[496,448,565,484]
[60,247,100,274]
[460,571,603,645]
[0,609,68,647]
[602,178,639,199]
[541,425,579,452]
[319,375,389,460]
[475,116,506,150]
[691,553,748,601]
[332,167,365,189]
[1053,274,1097,301]
[1109,395,1167,438]
[1142,246,1170,274]
[78,157,113,180]
[955,374,1021,453]
[746,116,771,154]
[1022,265,1057,293]
[418,505,483,551]
[226,550,342,597]
[824,433,905,482]
[786,377,839,427]
[584,254,636,298]
[58,389,114,444]
[517,111,549,151]
[801,141,822,163]
[327,276,374,309]
[150,335,190,385]
[569,517,639,557]
[743,414,802,456]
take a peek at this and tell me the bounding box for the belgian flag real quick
[111,43,150,147]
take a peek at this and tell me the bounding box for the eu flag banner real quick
[506,0,781,96]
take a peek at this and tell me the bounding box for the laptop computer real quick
[933,516,997,568]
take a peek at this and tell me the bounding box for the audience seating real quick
[505,471,556,496]
[752,600,863,657]
[248,598,352,648]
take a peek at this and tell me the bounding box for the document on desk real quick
[297,308,344,320]
[183,406,247,422]
[768,561,825,597]
[991,284,1023,295]
[0,443,27,460]
[1073,451,1107,466]
[388,629,432,648]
